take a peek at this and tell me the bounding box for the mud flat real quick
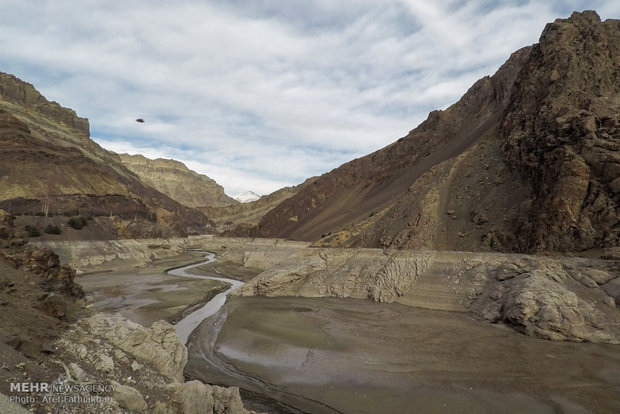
[187,296,620,414]
[78,251,229,326]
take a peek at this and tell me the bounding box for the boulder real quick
[172,381,246,414]
[471,263,620,343]
[110,380,147,413]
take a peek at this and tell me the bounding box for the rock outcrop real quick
[500,11,620,251]
[119,154,237,208]
[73,314,187,382]
[30,237,188,275]
[0,72,89,137]
[56,312,256,413]
[465,258,620,343]
[234,248,433,302]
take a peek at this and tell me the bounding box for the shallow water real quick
[170,252,244,343]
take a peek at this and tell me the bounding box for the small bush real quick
[25,224,41,237]
[44,224,62,235]
[35,211,46,216]
[67,216,88,230]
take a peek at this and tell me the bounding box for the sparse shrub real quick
[35,211,46,217]
[67,216,88,230]
[25,224,41,237]
[44,224,62,235]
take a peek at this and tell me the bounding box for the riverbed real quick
[187,296,620,414]
[77,251,231,327]
[80,251,620,414]
[169,252,245,343]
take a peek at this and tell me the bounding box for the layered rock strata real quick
[0,72,211,238]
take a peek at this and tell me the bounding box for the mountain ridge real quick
[0,72,213,238]
[252,10,619,254]
[118,153,237,209]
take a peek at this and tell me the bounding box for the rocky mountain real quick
[119,153,237,208]
[255,11,619,254]
[0,72,210,238]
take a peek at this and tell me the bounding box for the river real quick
[170,251,245,344]
[85,251,620,413]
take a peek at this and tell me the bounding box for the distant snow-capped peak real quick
[232,191,260,203]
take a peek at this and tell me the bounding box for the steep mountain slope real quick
[256,44,531,243]
[256,11,619,254]
[0,72,210,238]
[119,153,237,208]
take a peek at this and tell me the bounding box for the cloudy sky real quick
[1,1,619,196]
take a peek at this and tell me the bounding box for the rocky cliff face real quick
[0,72,210,238]
[119,154,237,208]
[0,72,89,137]
[500,11,620,251]
[256,11,619,254]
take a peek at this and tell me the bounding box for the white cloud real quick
[1,1,616,195]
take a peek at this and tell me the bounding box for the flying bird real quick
[136,118,145,123]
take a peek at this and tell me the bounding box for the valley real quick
[0,9,618,414]
[58,238,619,413]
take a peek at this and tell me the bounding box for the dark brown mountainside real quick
[0,72,210,238]
[256,11,619,254]
[501,11,620,251]
[255,44,531,243]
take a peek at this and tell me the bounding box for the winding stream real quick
[170,251,244,344]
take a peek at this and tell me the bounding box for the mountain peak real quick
[233,191,260,203]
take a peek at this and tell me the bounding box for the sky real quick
[1,1,619,196]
